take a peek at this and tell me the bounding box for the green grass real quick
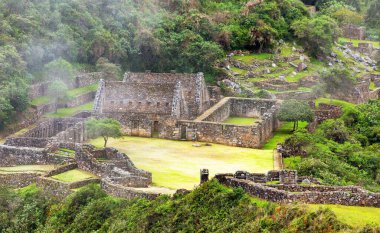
[230,67,247,75]
[315,98,356,112]
[370,82,377,90]
[223,117,259,125]
[0,165,56,173]
[67,84,98,98]
[56,148,76,157]
[338,37,380,48]
[308,204,380,227]
[262,122,308,150]
[31,96,50,106]
[90,136,274,189]
[45,102,93,118]
[233,53,273,63]
[51,169,98,183]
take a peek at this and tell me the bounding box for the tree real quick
[85,118,122,147]
[277,99,314,131]
[96,57,122,80]
[48,80,68,113]
[292,15,340,57]
[365,0,380,29]
[320,67,356,97]
[44,58,75,82]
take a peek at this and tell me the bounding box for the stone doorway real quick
[152,121,159,138]
[180,126,187,140]
[131,121,139,136]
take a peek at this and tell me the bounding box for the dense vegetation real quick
[283,99,380,192]
[2,182,379,233]
[0,0,379,128]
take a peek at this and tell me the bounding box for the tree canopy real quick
[278,99,315,131]
[85,118,122,147]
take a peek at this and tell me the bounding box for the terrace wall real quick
[215,175,380,207]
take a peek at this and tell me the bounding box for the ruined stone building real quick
[93,72,279,148]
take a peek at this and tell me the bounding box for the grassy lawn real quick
[223,117,259,125]
[51,169,98,183]
[262,122,308,150]
[31,96,50,106]
[308,204,380,227]
[90,136,274,189]
[67,84,98,98]
[339,37,380,48]
[0,165,56,174]
[45,102,93,118]
[315,98,356,112]
[230,67,248,75]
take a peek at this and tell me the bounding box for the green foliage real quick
[278,100,314,130]
[320,67,356,95]
[283,99,380,191]
[86,118,122,147]
[365,0,380,29]
[96,57,121,80]
[292,15,340,57]
[44,58,75,82]
[48,80,68,113]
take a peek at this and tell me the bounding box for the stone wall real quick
[75,146,152,187]
[4,137,52,148]
[177,98,278,148]
[0,172,40,188]
[75,72,106,88]
[65,91,96,108]
[0,145,67,166]
[215,175,380,207]
[342,24,366,40]
[274,91,315,100]
[36,177,73,199]
[28,82,51,99]
[101,180,159,200]
[22,118,85,139]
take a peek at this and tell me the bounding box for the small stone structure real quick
[215,171,380,207]
[342,24,366,40]
[93,72,279,148]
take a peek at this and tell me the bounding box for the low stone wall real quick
[0,172,40,188]
[274,91,315,100]
[68,178,100,189]
[28,82,51,99]
[66,91,96,108]
[36,177,73,199]
[265,184,365,193]
[215,175,380,207]
[32,102,56,117]
[23,118,85,139]
[342,24,366,40]
[46,163,78,177]
[0,145,67,166]
[4,137,51,148]
[101,180,159,200]
[75,72,106,88]
[75,146,152,187]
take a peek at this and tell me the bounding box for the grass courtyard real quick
[51,169,98,183]
[223,117,259,125]
[308,204,380,227]
[90,136,274,189]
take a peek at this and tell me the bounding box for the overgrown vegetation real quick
[2,181,378,232]
[283,99,380,192]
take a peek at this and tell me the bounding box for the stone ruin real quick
[0,114,163,199]
[93,72,279,148]
[215,170,380,207]
[342,24,366,40]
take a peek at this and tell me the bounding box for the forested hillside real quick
[0,0,379,128]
